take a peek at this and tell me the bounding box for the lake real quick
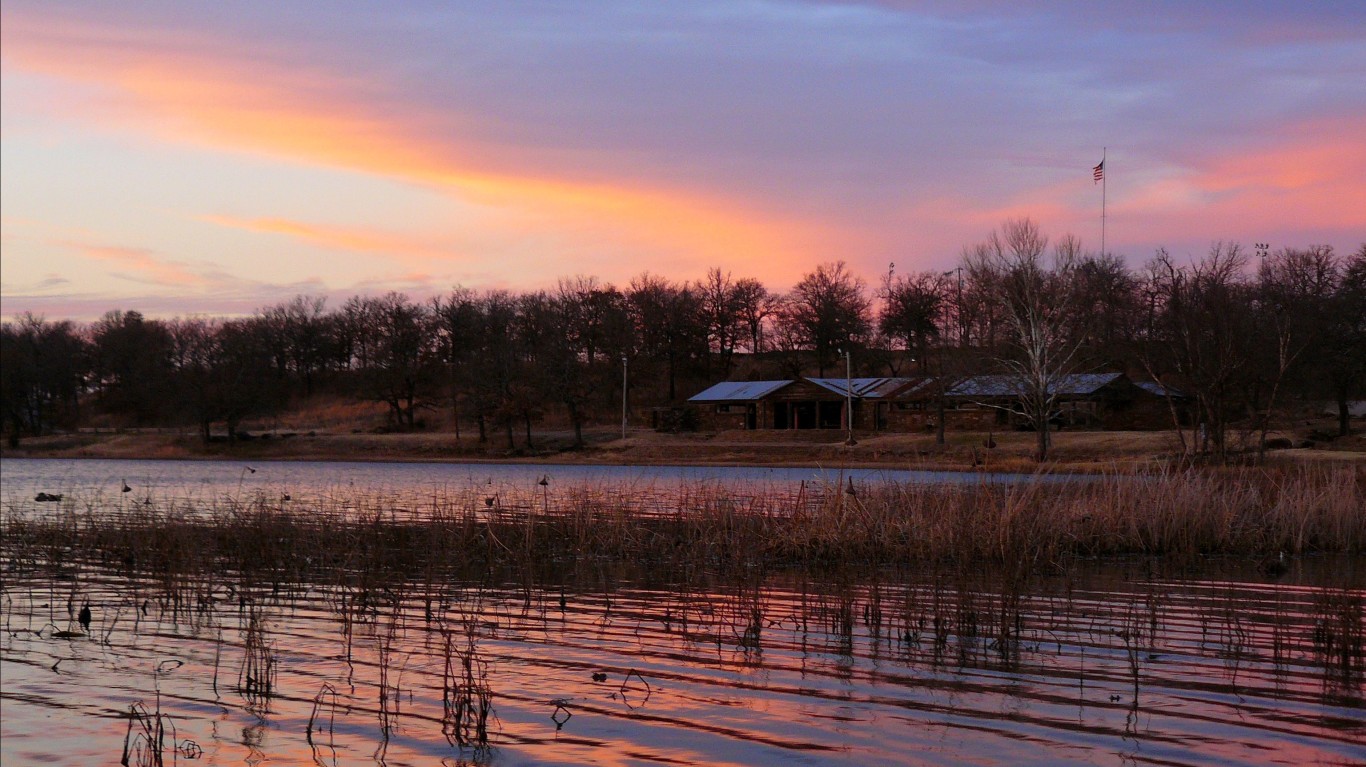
[1,458,1361,766]
[0,456,1057,505]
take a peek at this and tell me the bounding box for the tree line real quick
[4,220,1363,454]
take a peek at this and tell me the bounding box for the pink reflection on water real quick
[1,562,1361,766]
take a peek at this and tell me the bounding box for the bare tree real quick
[1143,244,1258,460]
[966,219,1086,461]
[89,310,176,426]
[1072,253,1142,365]
[1324,245,1366,436]
[732,277,772,355]
[766,295,810,379]
[1253,245,1341,456]
[788,261,872,376]
[958,254,1007,350]
[698,268,741,374]
[166,316,220,442]
[343,293,438,428]
[628,273,707,402]
[432,288,482,441]
[879,271,949,374]
[214,317,289,440]
[463,290,521,446]
[261,295,331,397]
[0,314,88,444]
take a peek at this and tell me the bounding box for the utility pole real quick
[621,353,629,440]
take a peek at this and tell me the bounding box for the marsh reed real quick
[4,466,1360,585]
[238,604,276,703]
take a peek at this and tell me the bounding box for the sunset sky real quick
[3,1,1363,320]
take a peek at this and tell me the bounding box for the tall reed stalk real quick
[3,466,1360,583]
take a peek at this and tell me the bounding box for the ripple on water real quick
[1,560,1361,766]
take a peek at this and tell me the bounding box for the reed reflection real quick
[1,468,1362,766]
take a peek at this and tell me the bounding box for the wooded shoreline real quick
[4,426,1362,473]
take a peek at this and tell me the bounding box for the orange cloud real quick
[63,241,203,287]
[2,12,841,280]
[1108,124,1366,253]
[1186,125,1366,225]
[200,215,457,262]
[962,118,1366,259]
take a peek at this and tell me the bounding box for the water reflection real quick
[1,456,1069,512]
[2,557,1360,766]
[2,460,1361,764]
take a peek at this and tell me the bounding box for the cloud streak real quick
[2,0,1363,318]
[3,5,837,273]
[61,241,204,288]
[200,216,457,262]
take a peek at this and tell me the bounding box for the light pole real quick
[621,353,629,440]
[841,347,856,446]
[884,262,896,361]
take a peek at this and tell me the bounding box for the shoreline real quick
[3,427,1362,473]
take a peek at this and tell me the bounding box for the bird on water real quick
[1260,551,1289,579]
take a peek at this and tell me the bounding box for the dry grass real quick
[7,417,1362,469]
[259,395,390,432]
[3,466,1360,587]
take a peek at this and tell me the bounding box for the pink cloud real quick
[61,241,204,287]
[3,1,1360,306]
[2,10,845,284]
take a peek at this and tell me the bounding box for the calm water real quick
[2,453,1076,525]
[1,458,1362,766]
[0,453,1060,508]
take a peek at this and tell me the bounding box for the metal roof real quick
[688,380,793,402]
[805,377,916,399]
[891,378,941,398]
[945,373,1125,398]
[1133,381,1186,398]
[692,374,1129,401]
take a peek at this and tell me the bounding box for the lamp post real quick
[621,353,629,440]
[841,347,856,446]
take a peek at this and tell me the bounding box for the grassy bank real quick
[4,425,1364,472]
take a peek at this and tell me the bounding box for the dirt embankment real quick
[4,425,1362,471]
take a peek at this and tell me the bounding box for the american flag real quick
[1093,160,1105,183]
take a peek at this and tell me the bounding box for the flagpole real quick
[1101,147,1107,257]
